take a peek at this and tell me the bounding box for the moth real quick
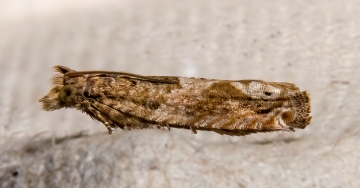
[39,66,312,136]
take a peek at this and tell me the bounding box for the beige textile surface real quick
[0,0,359,187]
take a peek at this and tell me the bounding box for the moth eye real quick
[59,85,77,104]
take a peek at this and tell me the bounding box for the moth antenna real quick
[54,65,76,74]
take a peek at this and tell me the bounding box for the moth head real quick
[39,85,78,111]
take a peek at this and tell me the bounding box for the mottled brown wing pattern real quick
[39,65,311,136]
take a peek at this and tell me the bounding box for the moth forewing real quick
[39,65,312,136]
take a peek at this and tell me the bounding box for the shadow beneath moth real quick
[39,66,311,136]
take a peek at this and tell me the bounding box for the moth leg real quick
[158,123,170,130]
[83,102,116,135]
[92,110,116,135]
[190,127,198,134]
[104,122,114,135]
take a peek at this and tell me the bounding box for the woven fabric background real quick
[0,0,359,187]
